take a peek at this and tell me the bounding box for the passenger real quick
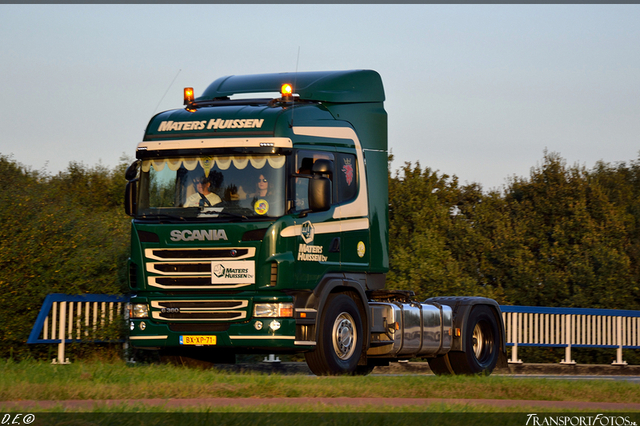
[249,174,272,199]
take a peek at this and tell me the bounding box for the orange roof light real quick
[281,83,293,98]
[183,87,194,105]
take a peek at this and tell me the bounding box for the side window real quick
[293,150,334,211]
[336,153,357,204]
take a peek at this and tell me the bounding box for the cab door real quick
[291,150,341,289]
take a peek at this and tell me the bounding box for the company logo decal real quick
[357,241,366,258]
[170,229,228,242]
[213,264,226,278]
[297,221,327,262]
[211,261,255,284]
[342,158,354,186]
[298,243,328,262]
[301,221,314,244]
[158,119,264,132]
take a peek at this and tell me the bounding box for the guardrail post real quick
[509,312,522,364]
[263,354,281,363]
[612,316,628,366]
[561,314,575,365]
[52,302,70,365]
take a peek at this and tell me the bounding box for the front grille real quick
[157,301,245,309]
[145,248,255,261]
[150,299,248,322]
[153,263,211,273]
[158,312,244,320]
[155,277,212,287]
[145,247,256,290]
[150,249,249,259]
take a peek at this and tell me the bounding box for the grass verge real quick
[0,359,638,412]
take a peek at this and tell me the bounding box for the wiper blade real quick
[199,210,248,220]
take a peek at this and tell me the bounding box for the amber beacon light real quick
[281,83,293,98]
[183,87,195,105]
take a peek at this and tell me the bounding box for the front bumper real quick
[128,293,315,351]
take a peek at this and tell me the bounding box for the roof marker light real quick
[183,87,194,105]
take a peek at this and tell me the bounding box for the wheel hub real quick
[473,323,484,358]
[332,312,356,360]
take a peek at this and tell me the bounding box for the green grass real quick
[4,404,629,413]
[1,359,638,413]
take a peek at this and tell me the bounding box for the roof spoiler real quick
[197,69,385,104]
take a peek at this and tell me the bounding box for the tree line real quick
[0,155,130,359]
[387,151,640,312]
[1,151,639,360]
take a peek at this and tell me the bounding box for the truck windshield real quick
[137,154,286,219]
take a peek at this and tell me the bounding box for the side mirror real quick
[308,177,331,212]
[125,160,140,182]
[124,180,137,216]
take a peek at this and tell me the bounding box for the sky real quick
[1,4,639,191]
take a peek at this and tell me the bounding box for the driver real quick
[184,176,221,207]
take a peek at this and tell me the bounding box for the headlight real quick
[254,303,293,318]
[130,303,149,319]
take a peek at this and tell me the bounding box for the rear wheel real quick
[448,305,500,375]
[427,354,455,375]
[305,293,364,376]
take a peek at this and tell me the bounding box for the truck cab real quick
[125,70,505,376]
[126,70,390,374]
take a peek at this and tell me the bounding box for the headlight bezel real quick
[129,303,150,319]
[253,302,293,318]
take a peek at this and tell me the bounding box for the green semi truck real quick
[124,70,505,375]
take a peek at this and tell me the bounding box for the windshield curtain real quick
[137,155,286,219]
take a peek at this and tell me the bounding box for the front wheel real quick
[448,305,501,375]
[305,293,364,376]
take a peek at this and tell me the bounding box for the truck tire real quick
[304,293,364,376]
[427,354,455,375]
[448,305,500,375]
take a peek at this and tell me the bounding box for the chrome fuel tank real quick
[367,301,453,358]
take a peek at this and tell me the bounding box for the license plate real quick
[180,335,217,345]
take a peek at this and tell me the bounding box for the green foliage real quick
[388,151,640,311]
[501,153,636,308]
[0,154,131,359]
[2,149,640,362]
[387,162,479,300]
